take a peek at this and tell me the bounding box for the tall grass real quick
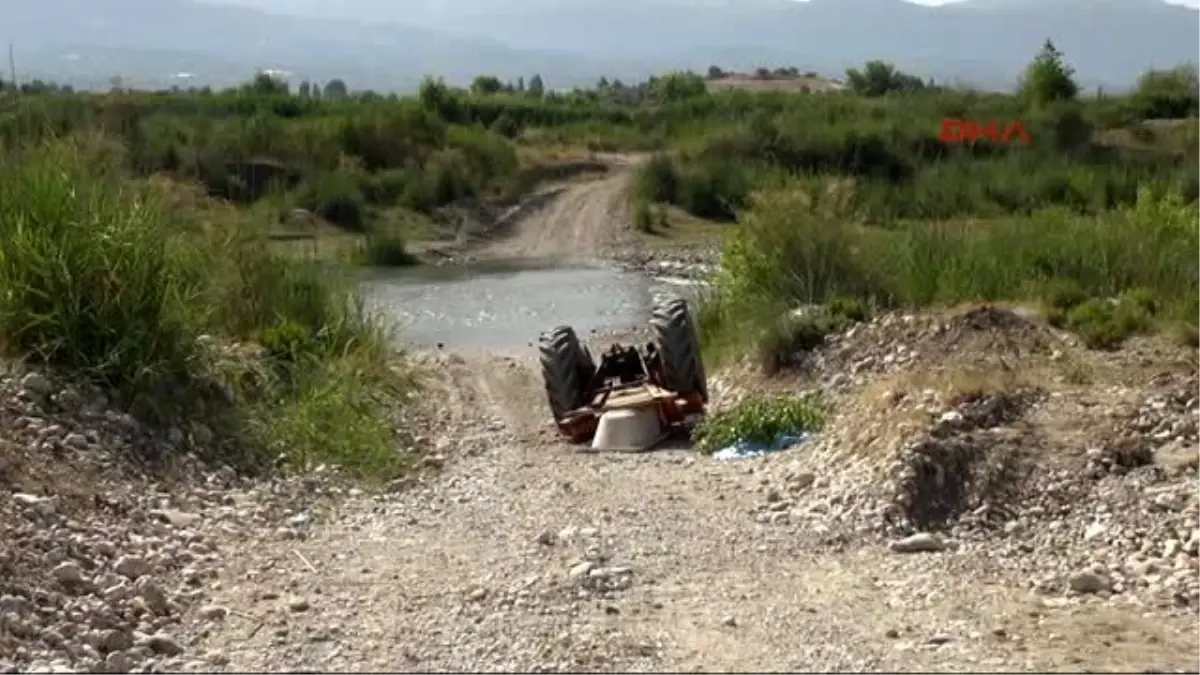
[700,183,1200,362]
[0,135,412,478]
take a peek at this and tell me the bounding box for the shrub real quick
[1066,297,1153,349]
[296,172,368,230]
[359,225,419,267]
[632,198,656,233]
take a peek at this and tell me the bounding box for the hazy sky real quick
[898,0,1200,4]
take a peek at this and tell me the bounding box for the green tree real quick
[1019,40,1079,107]
[649,72,707,102]
[470,75,504,95]
[844,60,926,97]
[297,80,311,97]
[527,74,545,97]
[246,71,288,95]
[1131,65,1199,119]
[323,78,348,99]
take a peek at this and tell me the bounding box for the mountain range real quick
[2,0,1196,92]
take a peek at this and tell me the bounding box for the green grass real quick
[0,135,414,479]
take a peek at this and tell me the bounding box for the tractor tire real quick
[538,325,595,421]
[650,297,709,403]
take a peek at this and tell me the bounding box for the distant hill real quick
[0,0,617,91]
[3,0,1197,91]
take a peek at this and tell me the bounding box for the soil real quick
[2,167,1197,673]
[413,153,686,272]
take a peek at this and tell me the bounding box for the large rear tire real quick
[650,297,708,403]
[538,325,595,421]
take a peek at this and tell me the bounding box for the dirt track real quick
[176,172,1199,672]
[431,153,642,264]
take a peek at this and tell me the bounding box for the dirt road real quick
[177,173,1199,673]
[428,153,642,264]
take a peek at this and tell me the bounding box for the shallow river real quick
[360,258,702,350]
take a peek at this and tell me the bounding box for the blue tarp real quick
[712,431,817,461]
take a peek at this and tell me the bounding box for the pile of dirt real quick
[0,363,357,674]
[803,305,1061,388]
[742,306,1198,611]
[887,388,1045,533]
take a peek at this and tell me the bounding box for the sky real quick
[895,0,1200,4]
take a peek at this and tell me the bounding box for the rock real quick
[192,424,213,446]
[721,615,737,627]
[104,651,135,673]
[287,513,312,527]
[1068,570,1112,594]
[51,562,85,586]
[467,588,488,602]
[197,605,229,621]
[99,629,134,653]
[568,562,596,580]
[145,633,184,656]
[114,556,152,580]
[890,533,946,553]
[21,372,52,395]
[287,597,311,612]
[1163,539,1183,558]
[12,493,55,516]
[150,509,201,528]
[136,579,171,615]
[63,432,88,450]
[1083,522,1107,542]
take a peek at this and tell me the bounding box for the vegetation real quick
[0,135,413,478]
[0,41,1195,472]
[694,393,829,455]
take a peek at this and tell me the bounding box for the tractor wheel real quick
[650,297,708,403]
[538,325,594,421]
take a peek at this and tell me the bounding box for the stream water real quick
[360,258,702,349]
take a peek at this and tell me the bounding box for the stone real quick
[890,533,946,553]
[1068,570,1112,594]
[114,556,152,580]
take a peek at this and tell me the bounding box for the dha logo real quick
[940,119,1033,146]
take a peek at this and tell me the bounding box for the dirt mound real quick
[0,364,342,673]
[806,304,1061,386]
[887,388,1045,533]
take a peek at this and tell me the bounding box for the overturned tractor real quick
[537,297,708,451]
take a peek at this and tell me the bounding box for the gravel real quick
[2,306,1196,673]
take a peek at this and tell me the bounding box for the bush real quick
[632,153,680,203]
[1066,297,1154,349]
[358,225,419,267]
[297,172,368,230]
[632,198,656,233]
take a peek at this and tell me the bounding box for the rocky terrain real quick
[0,304,1196,673]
